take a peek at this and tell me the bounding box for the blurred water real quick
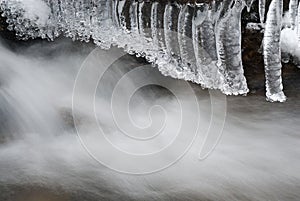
[0,38,300,201]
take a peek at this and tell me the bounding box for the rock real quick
[0,13,17,41]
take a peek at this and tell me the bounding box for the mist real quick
[0,37,300,201]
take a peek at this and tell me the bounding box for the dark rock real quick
[0,13,17,41]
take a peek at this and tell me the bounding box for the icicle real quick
[178,4,197,75]
[259,0,266,24]
[63,0,76,40]
[215,0,249,95]
[200,13,218,63]
[118,0,136,54]
[117,0,126,26]
[74,1,84,39]
[112,0,120,27]
[151,1,167,57]
[263,0,286,102]
[192,3,208,85]
[289,0,298,29]
[130,1,140,41]
[139,1,152,39]
[113,0,131,49]
[151,1,159,47]
[297,1,300,41]
[164,2,183,77]
[198,9,221,89]
[191,2,220,89]
[92,0,115,49]
[138,1,156,62]
[151,0,173,76]
[243,0,255,12]
[120,0,131,30]
[78,0,92,42]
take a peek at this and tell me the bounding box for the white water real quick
[0,37,300,201]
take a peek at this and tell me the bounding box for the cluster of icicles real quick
[0,0,291,102]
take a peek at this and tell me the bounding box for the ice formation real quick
[0,0,296,102]
[259,0,266,23]
[215,0,248,95]
[263,0,286,102]
[289,0,298,29]
[298,1,300,40]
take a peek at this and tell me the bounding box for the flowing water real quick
[0,36,300,201]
